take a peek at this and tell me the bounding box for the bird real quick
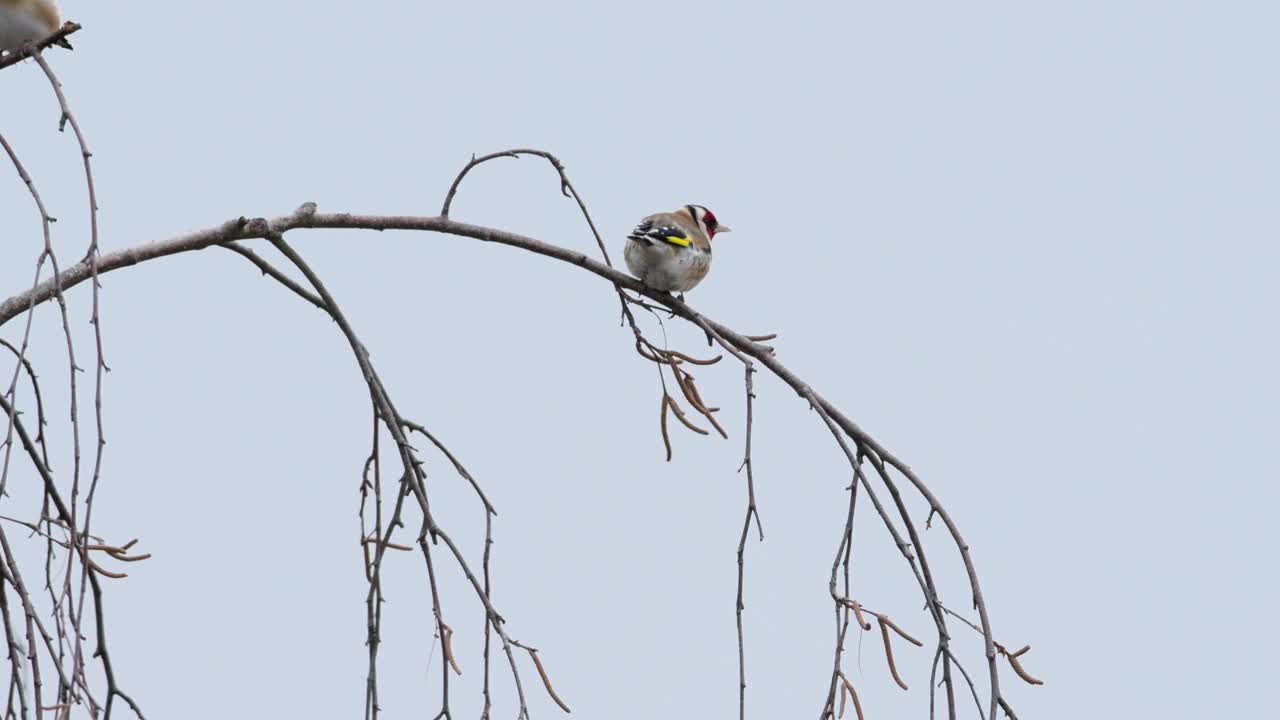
[0,0,69,54]
[624,204,731,297]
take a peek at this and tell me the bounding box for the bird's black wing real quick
[628,219,692,248]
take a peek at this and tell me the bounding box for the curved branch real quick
[0,206,1008,716]
[440,148,613,267]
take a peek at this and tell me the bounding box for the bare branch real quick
[0,143,1034,718]
[0,23,80,72]
[220,243,325,309]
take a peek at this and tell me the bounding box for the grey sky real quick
[1,1,1276,717]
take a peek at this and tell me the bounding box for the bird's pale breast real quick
[0,2,56,52]
[624,239,711,293]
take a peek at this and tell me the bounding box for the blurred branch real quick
[0,22,80,72]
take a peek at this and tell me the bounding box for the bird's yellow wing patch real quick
[660,235,691,247]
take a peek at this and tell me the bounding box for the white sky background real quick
[1,1,1276,717]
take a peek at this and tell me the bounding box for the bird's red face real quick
[703,210,723,237]
[693,206,731,239]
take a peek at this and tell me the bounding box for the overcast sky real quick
[1,1,1276,718]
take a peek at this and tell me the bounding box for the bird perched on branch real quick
[625,204,731,296]
[0,0,68,53]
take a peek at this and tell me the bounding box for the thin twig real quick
[0,23,80,72]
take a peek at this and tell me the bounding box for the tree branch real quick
[0,23,80,72]
[0,205,1013,717]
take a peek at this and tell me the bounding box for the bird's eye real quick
[704,212,718,230]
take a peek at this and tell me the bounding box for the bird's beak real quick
[716,225,732,235]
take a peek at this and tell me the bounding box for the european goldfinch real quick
[624,204,731,295]
[0,0,67,53]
